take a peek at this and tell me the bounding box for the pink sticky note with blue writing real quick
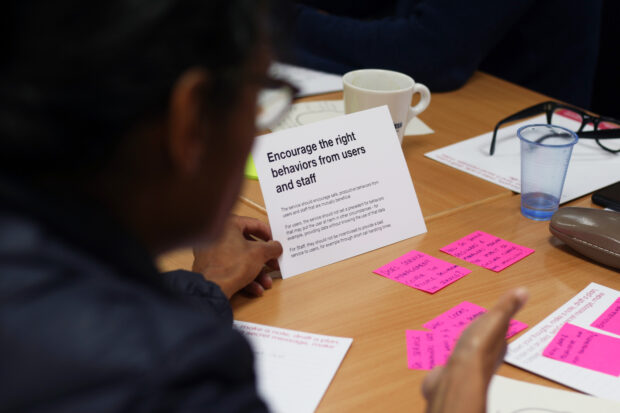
[406,330,457,370]
[440,231,534,272]
[591,298,620,335]
[373,250,471,294]
[543,323,620,376]
[423,301,528,339]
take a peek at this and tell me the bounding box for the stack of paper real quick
[269,62,343,98]
[506,282,620,401]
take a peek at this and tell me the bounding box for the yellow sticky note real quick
[245,155,258,180]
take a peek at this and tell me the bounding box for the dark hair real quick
[0,0,271,174]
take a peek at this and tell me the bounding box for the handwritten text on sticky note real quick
[406,330,457,370]
[423,301,528,339]
[543,323,620,376]
[374,250,471,293]
[591,298,620,336]
[440,231,534,272]
[407,302,528,370]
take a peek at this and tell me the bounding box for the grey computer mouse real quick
[549,207,620,269]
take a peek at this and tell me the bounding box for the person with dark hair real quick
[290,0,602,108]
[0,1,526,411]
[1,1,281,410]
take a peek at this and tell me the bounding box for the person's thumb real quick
[421,365,445,400]
[258,240,283,262]
[489,287,529,327]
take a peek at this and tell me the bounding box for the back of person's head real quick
[0,0,271,177]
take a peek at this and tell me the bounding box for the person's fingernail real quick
[266,270,282,279]
[514,287,529,304]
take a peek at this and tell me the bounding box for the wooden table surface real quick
[158,71,619,412]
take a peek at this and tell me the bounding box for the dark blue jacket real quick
[292,0,602,108]
[0,177,268,412]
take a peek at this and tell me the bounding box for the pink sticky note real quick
[440,231,534,272]
[373,250,471,294]
[505,319,529,339]
[423,301,528,339]
[406,330,457,370]
[591,298,620,335]
[543,323,620,376]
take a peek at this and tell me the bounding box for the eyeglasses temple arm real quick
[577,129,620,139]
[489,103,548,155]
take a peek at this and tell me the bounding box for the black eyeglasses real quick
[489,101,620,155]
[255,77,299,131]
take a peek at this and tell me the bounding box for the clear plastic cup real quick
[517,124,578,221]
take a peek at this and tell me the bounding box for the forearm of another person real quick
[423,288,529,413]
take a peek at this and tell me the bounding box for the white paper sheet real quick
[270,62,343,97]
[271,100,434,136]
[234,321,353,413]
[505,282,620,401]
[252,106,427,278]
[487,375,620,412]
[425,114,620,203]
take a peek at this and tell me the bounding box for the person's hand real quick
[192,215,282,299]
[422,288,529,413]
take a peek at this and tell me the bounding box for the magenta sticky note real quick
[423,301,486,331]
[406,330,435,370]
[592,298,620,335]
[505,319,529,339]
[373,250,471,294]
[440,230,534,272]
[423,301,528,339]
[543,323,620,376]
[406,330,457,370]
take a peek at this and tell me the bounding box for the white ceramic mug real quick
[343,69,431,144]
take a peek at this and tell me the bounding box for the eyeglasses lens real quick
[597,119,620,152]
[551,107,620,152]
[256,86,293,131]
[551,107,583,125]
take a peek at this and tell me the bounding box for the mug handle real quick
[408,83,431,119]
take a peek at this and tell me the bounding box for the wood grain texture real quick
[158,195,618,412]
[154,73,615,412]
[229,196,618,412]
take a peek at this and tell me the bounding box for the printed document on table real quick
[425,114,620,203]
[271,100,434,136]
[269,62,343,97]
[234,321,353,413]
[487,375,620,412]
[252,106,427,278]
[505,282,620,401]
